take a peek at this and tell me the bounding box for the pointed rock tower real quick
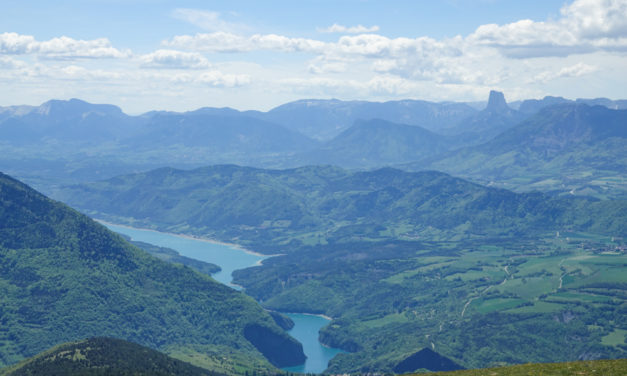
[485,90,510,113]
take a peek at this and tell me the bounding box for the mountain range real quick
[1,91,626,373]
[1,92,625,200]
[417,103,627,198]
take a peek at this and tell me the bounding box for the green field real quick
[411,358,627,376]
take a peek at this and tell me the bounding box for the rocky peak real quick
[485,90,510,113]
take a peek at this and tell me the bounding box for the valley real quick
[1,92,625,374]
[0,173,305,374]
[102,222,344,374]
[50,164,627,373]
[3,1,627,374]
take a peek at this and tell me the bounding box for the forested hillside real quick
[0,172,304,373]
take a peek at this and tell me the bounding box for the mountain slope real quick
[441,91,526,144]
[0,99,319,188]
[49,166,627,373]
[54,165,626,251]
[128,113,317,153]
[0,337,222,376]
[0,172,304,371]
[0,98,139,145]
[422,103,627,198]
[258,99,477,140]
[296,119,455,168]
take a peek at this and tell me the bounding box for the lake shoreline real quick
[283,312,334,321]
[100,219,342,373]
[96,219,277,258]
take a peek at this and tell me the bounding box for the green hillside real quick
[127,236,221,276]
[234,233,626,372]
[415,358,627,376]
[421,104,627,199]
[51,165,627,372]
[0,337,223,376]
[0,172,304,373]
[54,165,626,252]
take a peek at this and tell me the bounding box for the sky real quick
[1,0,626,113]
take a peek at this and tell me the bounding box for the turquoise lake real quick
[102,222,343,374]
[103,222,264,288]
[282,313,345,374]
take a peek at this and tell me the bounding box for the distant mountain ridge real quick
[1,93,626,197]
[440,90,526,144]
[420,103,627,198]
[295,118,456,168]
[518,96,627,114]
[255,98,478,140]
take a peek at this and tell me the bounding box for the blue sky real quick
[1,0,626,113]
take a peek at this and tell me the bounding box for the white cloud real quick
[160,0,627,89]
[38,37,130,59]
[197,70,251,87]
[563,0,627,39]
[531,62,598,83]
[2,0,625,112]
[279,75,421,96]
[59,65,123,80]
[308,61,347,74]
[318,23,380,34]
[0,32,130,59]
[172,9,246,33]
[165,0,627,63]
[163,32,326,53]
[0,56,26,69]
[468,0,627,57]
[140,49,210,69]
[0,32,36,54]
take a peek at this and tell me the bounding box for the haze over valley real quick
[1,0,626,375]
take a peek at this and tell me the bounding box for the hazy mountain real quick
[257,99,478,140]
[441,91,527,144]
[128,113,317,153]
[2,95,625,193]
[576,97,627,109]
[0,105,36,122]
[518,96,627,114]
[0,337,223,376]
[518,96,573,114]
[420,103,627,198]
[0,172,304,370]
[296,118,456,168]
[0,99,139,145]
[0,99,318,188]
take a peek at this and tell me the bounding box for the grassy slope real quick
[415,358,627,376]
[0,172,303,373]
